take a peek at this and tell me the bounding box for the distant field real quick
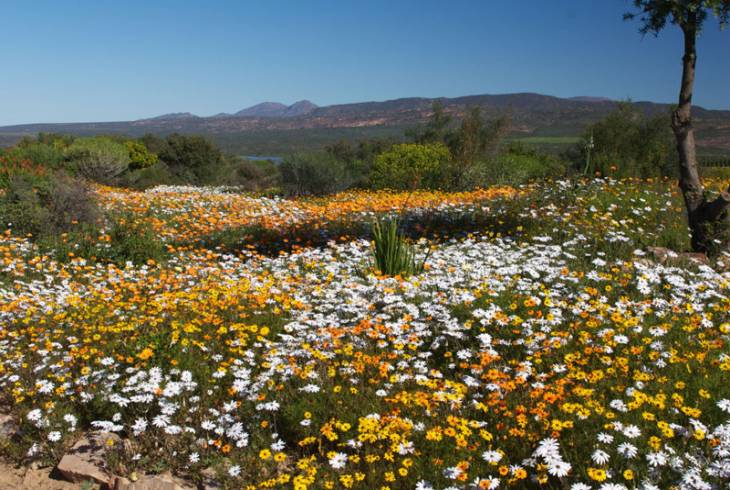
[510,135,581,145]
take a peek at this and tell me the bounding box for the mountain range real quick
[1,93,729,154]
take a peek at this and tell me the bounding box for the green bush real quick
[65,137,131,184]
[571,102,676,177]
[44,173,101,233]
[279,152,350,196]
[325,139,394,188]
[0,161,99,238]
[107,214,167,265]
[6,142,66,169]
[157,134,224,185]
[126,141,159,170]
[370,143,451,190]
[123,161,179,189]
[0,174,49,236]
[370,218,428,277]
[471,144,566,185]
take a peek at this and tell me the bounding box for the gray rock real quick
[55,432,120,487]
[113,472,195,490]
[0,413,17,438]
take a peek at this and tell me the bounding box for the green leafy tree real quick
[370,143,451,190]
[626,0,730,254]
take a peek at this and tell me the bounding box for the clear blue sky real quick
[2,0,729,125]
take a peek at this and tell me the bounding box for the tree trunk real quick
[674,12,730,254]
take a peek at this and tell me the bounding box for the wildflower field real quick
[1,178,729,490]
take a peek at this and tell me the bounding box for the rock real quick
[114,472,195,490]
[0,413,17,438]
[647,246,677,263]
[646,247,709,267]
[55,432,120,487]
[200,467,223,490]
[682,252,710,265]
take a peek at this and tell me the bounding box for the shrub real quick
[0,173,49,236]
[65,137,131,184]
[158,134,224,185]
[6,142,66,169]
[325,139,394,188]
[107,214,167,265]
[571,102,676,177]
[370,218,428,277]
[126,141,159,170]
[0,155,50,189]
[215,155,280,190]
[0,162,99,237]
[370,143,451,190]
[123,161,179,189]
[44,173,100,234]
[471,144,566,185]
[279,152,350,196]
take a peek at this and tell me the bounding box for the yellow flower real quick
[137,347,154,361]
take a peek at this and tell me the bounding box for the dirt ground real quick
[0,464,82,490]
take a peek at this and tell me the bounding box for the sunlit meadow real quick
[1,178,729,489]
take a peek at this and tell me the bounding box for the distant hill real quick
[148,112,200,121]
[1,92,729,155]
[568,96,614,103]
[233,100,318,118]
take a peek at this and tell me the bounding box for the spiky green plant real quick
[370,217,429,277]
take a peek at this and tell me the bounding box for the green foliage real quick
[407,103,510,189]
[0,155,50,189]
[370,143,451,190]
[0,160,99,238]
[65,137,131,184]
[107,213,167,265]
[0,174,50,236]
[573,103,676,177]
[325,138,394,188]
[407,100,453,144]
[124,161,178,189]
[6,142,66,169]
[472,143,566,186]
[126,141,159,170]
[34,132,75,148]
[156,134,224,185]
[444,108,509,189]
[625,0,729,35]
[279,152,350,196]
[370,218,427,277]
[219,155,280,191]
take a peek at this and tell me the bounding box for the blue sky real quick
[1,0,729,125]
